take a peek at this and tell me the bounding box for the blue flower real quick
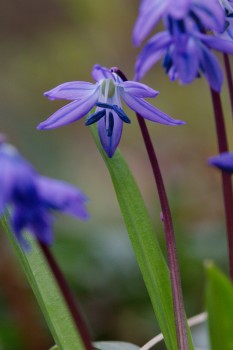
[209,152,233,172]
[38,64,185,158]
[135,18,233,91]
[0,142,89,249]
[133,0,225,46]
[218,0,233,40]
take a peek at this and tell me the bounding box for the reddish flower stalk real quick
[210,89,233,280]
[111,67,189,350]
[223,53,233,116]
[39,243,93,350]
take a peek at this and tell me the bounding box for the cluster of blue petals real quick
[0,142,89,249]
[134,0,233,91]
[209,152,233,172]
[38,64,185,158]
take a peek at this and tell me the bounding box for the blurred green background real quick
[0,0,232,349]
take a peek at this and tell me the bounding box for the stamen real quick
[107,112,114,137]
[96,102,114,109]
[112,105,131,123]
[85,110,106,125]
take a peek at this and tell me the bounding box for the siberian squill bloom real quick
[38,64,185,158]
[134,18,233,91]
[209,152,233,173]
[133,0,225,46]
[219,0,233,39]
[0,141,89,249]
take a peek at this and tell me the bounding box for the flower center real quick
[101,79,115,98]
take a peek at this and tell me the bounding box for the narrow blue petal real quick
[199,43,223,92]
[36,176,90,220]
[121,92,185,126]
[44,82,98,101]
[209,152,233,173]
[98,111,123,158]
[169,0,191,18]
[133,0,169,46]
[192,0,225,32]
[198,33,233,53]
[117,81,159,98]
[92,64,114,82]
[38,88,99,130]
[173,36,200,83]
[135,32,172,81]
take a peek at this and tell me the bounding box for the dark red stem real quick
[223,54,233,116]
[39,243,93,350]
[111,67,189,350]
[210,89,233,280]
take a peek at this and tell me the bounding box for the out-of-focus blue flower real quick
[135,18,233,91]
[38,64,185,158]
[133,0,225,46]
[0,142,89,249]
[219,0,233,39]
[209,152,233,172]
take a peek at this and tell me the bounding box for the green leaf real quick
[1,214,86,350]
[205,262,233,350]
[49,346,59,350]
[90,126,194,350]
[93,341,140,350]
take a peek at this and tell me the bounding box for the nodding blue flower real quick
[0,142,89,249]
[218,0,233,39]
[38,64,185,158]
[135,18,233,91]
[209,152,233,172]
[133,0,225,46]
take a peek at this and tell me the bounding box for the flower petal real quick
[92,64,114,82]
[192,0,225,32]
[44,81,98,101]
[173,36,200,83]
[199,43,223,92]
[35,176,90,220]
[121,92,185,126]
[98,111,123,158]
[133,0,169,46]
[169,0,191,18]
[209,152,233,173]
[38,88,99,130]
[197,33,233,53]
[135,32,172,81]
[117,81,159,98]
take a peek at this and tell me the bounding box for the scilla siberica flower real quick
[38,64,185,158]
[135,18,233,91]
[134,0,233,91]
[0,141,89,249]
[209,152,233,173]
[219,0,233,39]
[133,0,225,46]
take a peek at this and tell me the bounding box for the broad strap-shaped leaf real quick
[90,125,194,350]
[1,214,86,350]
[206,262,233,350]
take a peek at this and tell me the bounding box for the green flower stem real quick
[90,123,194,350]
[39,243,93,350]
[1,213,89,350]
[111,67,190,350]
[210,89,233,280]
